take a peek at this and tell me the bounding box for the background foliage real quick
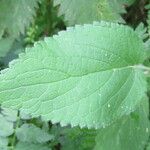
[0,0,150,150]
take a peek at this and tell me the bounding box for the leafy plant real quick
[0,0,150,150]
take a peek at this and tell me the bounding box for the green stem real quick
[134,65,150,71]
[10,111,20,150]
[134,65,150,76]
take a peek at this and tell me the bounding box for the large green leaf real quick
[94,97,150,150]
[0,0,40,38]
[54,0,126,25]
[0,22,146,128]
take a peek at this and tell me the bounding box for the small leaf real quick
[0,22,146,128]
[0,137,8,150]
[20,110,32,120]
[1,107,17,122]
[135,23,148,41]
[16,124,53,143]
[59,127,96,150]
[0,114,14,137]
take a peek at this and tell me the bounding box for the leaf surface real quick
[0,137,8,150]
[16,124,53,143]
[0,114,14,137]
[0,0,40,37]
[0,22,146,128]
[54,0,126,25]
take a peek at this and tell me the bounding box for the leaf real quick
[0,21,146,128]
[0,0,40,38]
[53,0,126,25]
[0,37,14,58]
[15,142,51,150]
[0,0,40,58]
[1,107,17,122]
[16,124,53,144]
[0,107,17,138]
[134,23,150,58]
[135,23,149,41]
[20,110,32,120]
[0,137,8,150]
[0,114,14,137]
[59,127,96,150]
[2,37,25,65]
[94,97,150,150]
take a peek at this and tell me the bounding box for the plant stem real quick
[10,111,20,150]
[135,65,150,71]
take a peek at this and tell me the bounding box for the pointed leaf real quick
[0,22,146,128]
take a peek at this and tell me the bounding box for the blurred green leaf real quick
[0,0,41,37]
[53,0,126,25]
[0,137,8,150]
[94,97,150,150]
[0,114,14,137]
[0,37,14,58]
[16,124,54,144]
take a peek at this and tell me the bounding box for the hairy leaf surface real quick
[54,0,126,25]
[0,0,40,37]
[0,22,146,128]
